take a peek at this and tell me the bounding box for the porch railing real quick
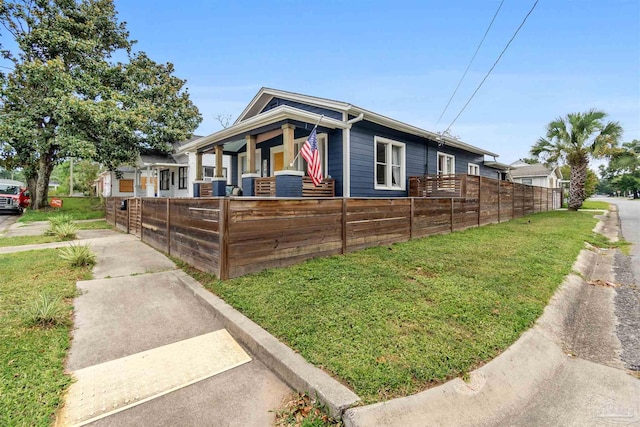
[409,175,467,198]
[255,177,335,197]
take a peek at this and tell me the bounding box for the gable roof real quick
[183,88,499,157]
[510,163,562,179]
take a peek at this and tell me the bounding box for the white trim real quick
[235,87,351,124]
[437,152,455,175]
[238,149,262,188]
[274,170,304,177]
[270,145,284,175]
[241,173,260,179]
[468,163,480,176]
[374,136,406,191]
[343,112,351,197]
[179,106,348,154]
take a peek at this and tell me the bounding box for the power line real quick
[442,0,540,135]
[434,0,505,130]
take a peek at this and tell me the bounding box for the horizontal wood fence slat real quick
[106,176,562,280]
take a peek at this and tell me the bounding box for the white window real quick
[374,136,405,190]
[468,163,480,176]
[203,166,227,179]
[291,133,328,176]
[522,178,533,185]
[437,152,455,175]
[238,149,262,176]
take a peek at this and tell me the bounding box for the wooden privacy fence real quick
[106,177,562,281]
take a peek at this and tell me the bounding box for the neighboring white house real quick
[509,162,563,188]
[95,136,231,198]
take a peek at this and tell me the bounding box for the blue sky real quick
[107,1,639,163]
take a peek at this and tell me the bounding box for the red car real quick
[0,180,30,214]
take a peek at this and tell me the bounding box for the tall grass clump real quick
[46,214,78,240]
[59,243,96,267]
[23,294,68,327]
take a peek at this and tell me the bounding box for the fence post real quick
[127,198,131,234]
[342,198,347,254]
[450,198,454,233]
[477,176,482,227]
[166,198,171,255]
[219,198,230,280]
[140,198,144,242]
[512,183,515,219]
[497,179,501,223]
[409,197,414,240]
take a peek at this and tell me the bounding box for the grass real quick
[0,249,92,426]
[580,200,610,210]
[75,220,112,230]
[0,235,59,247]
[0,220,112,248]
[183,210,605,403]
[58,243,97,267]
[19,197,104,222]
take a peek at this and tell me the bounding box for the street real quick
[600,197,640,371]
[0,213,18,233]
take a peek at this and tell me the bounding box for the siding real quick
[349,121,426,197]
[327,130,343,196]
[261,98,343,120]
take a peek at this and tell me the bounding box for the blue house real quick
[179,88,509,198]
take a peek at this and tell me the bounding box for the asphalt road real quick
[599,196,640,371]
[0,213,18,233]
[602,197,640,274]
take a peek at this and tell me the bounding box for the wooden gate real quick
[128,198,142,238]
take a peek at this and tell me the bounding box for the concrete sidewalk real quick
[56,231,291,426]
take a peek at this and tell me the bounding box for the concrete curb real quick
[171,270,361,418]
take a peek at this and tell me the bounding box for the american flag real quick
[300,128,323,186]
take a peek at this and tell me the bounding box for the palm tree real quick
[531,109,622,210]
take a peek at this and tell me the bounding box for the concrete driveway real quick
[0,213,19,234]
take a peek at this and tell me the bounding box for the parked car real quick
[0,180,30,214]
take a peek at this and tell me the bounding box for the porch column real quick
[242,135,259,196]
[146,165,154,197]
[215,145,224,178]
[195,152,203,180]
[282,124,295,169]
[211,145,227,196]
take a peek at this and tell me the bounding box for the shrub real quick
[46,214,77,239]
[59,243,96,267]
[48,222,78,240]
[23,294,68,327]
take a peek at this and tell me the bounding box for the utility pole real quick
[69,158,74,196]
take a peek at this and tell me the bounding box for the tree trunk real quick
[32,152,54,210]
[568,158,588,211]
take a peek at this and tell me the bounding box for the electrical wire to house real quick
[440,0,540,138]
[434,0,505,130]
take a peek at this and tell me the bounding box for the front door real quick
[273,152,284,172]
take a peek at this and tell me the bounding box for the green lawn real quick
[185,210,607,403]
[20,197,105,222]
[581,200,610,210]
[0,220,112,247]
[0,235,59,247]
[0,249,92,425]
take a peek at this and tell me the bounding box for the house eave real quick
[348,106,499,157]
[235,87,351,124]
[179,105,349,154]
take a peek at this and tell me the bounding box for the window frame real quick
[159,169,170,190]
[291,133,328,177]
[468,163,480,176]
[437,152,456,176]
[374,136,406,191]
[178,167,187,189]
[521,178,533,185]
